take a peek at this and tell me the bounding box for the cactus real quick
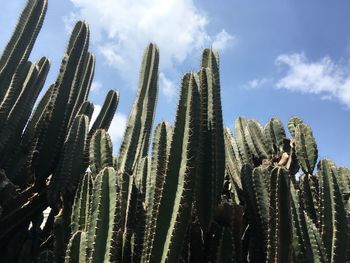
[0,1,118,261]
[87,167,117,262]
[142,122,172,262]
[1,1,349,262]
[266,167,292,263]
[294,123,318,175]
[318,159,348,263]
[0,0,48,101]
[117,44,159,242]
[195,51,225,232]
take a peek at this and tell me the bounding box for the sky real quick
[1,0,349,168]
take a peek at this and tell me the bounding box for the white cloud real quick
[99,42,125,67]
[245,77,271,89]
[62,12,80,33]
[91,105,127,149]
[276,53,350,107]
[90,81,102,92]
[159,72,176,100]
[89,104,101,128]
[65,0,234,79]
[212,29,234,51]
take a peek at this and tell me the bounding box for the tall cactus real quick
[118,43,159,176]
[196,48,225,232]
[318,159,348,263]
[0,0,48,101]
[147,73,200,263]
[117,44,159,241]
[267,167,292,263]
[0,1,119,261]
[1,1,349,261]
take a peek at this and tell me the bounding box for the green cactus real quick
[89,129,113,176]
[267,167,292,263]
[142,122,172,262]
[318,159,348,263]
[89,90,119,135]
[1,1,350,262]
[263,117,286,156]
[148,73,200,263]
[64,231,87,263]
[87,167,118,262]
[117,44,159,240]
[48,114,89,205]
[118,43,159,176]
[294,123,318,175]
[0,1,119,261]
[288,116,303,137]
[245,119,272,161]
[196,51,225,232]
[0,0,48,101]
[70,172,92,234]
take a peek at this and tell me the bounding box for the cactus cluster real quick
[64,47,350,263]
[224,117,349,263]
[0,0,118,261]
[0,0,349,263]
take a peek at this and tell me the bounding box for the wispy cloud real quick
[212,29,235,51]
[275,53,350,107]
[90,81,102,93]
[245,77,272,89]
[91,105,127,151]
[64,0,234,80]
[159,72,176,100]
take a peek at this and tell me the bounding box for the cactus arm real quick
[224,127,242,190]
[160,73,200,263]
[69,52,95,126]
[294,123,318,175]
[142,122,172,262]
[118,43,159,176]
[318,159,348,263]
[200,47,225,204]
[31,21,89,182]
[240,164,269,261]
[64,231,87,263]
[0,0,48,101]
[196,65,225,232]
[336,166,350,200]
[148,73,200,263]
[121,179,139,262]
[70,172,92,234]
[116,44,159,238]
[245,119,271,161]
[89,90,119,134]
[0,61,32,124]
[48,115,89,204]
[234,117,252,165]
[0,62,39,158]
[263,117,286,155]
[87,167,117,263]
[76,101,94,122]
[287,116,303,137]
[1,58,50,150]
[299,173,319,226]
[89,129,113,176]
[267,167,292,263]
[20,84,54,149]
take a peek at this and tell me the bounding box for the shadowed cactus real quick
[0,1,118,262]
[0,1,349,262]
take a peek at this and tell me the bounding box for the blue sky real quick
[1,0,349,167]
